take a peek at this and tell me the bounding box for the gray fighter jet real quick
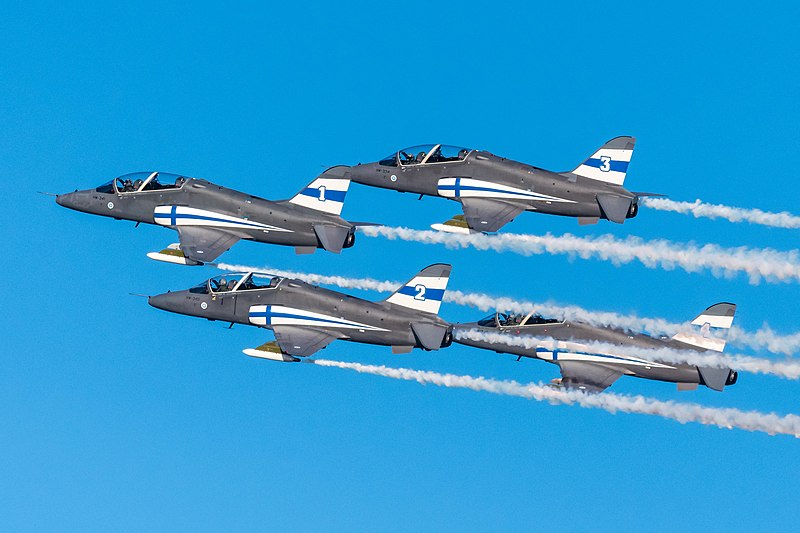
[56,167,360,264]
[453,303,739,392]
[348,137,654,233]
[147,264,454,361]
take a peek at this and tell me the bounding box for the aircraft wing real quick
[460,198,526,233]
[177,227,240,263]
[557,361,623,393]
[272,325,339,357]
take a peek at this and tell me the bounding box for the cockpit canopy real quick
[379,144,472,167]
[188,272,283,294]
[95,171,189,194]
[476,311,561,328]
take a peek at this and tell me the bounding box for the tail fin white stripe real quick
[673,303,736,352]
[288,176,350,216]
[571,137,635,186]
[385,266,451,315]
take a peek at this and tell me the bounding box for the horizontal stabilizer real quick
[410,322,449,351]
[385,263,452,315]
[313,223,353,254]
[146,243,202,266]
[431,214,480,235]
[596,194,633,224]
[697,366,732,392]
[243,341,300,362]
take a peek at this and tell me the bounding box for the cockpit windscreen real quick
[380,144,471,167]
[97,171,189,194]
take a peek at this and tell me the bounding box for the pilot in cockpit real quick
[499,313,524,326]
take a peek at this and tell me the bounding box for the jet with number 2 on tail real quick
[147,264,454,361]
[348,137,659,233]
[453,303,739,392]
[55,167,363,265]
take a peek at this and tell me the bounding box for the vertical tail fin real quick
[385,263,452,315]
[569,136,635,186]
[286,165,351,216]
[672,302,737,352]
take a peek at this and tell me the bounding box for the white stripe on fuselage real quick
[535,340,675,370]
[437,178,576,203]
[248,305,389,331]
[153,205,292,232]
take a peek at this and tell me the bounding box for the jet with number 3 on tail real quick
[348,137,659,233]
[147,264,454,361]
[55,167,363,264]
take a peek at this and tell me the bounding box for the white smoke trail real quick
[642,197,800,229]
[215,262,800,355]
[360,225,800,285]
[454,329,800,380]
[311,359,800,437]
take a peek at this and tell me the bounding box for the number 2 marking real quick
[318,186,327,201]
[599,156,611,172]
[414,284,427,301]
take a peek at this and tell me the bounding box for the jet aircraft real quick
[56,167,360,264]
[348,137,653,233]
[453,303,739,392]
[148,265,454,361]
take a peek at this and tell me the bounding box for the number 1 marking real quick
[318,186,327,201]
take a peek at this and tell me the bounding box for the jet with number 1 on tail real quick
[348,137,660,233]
[55,167,364,265]
[147,264,454,361]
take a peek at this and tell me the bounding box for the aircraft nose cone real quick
[55,192,73,208]
[148,293,176,312]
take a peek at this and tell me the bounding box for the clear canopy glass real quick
[476,312,560,327]
[203,273,283,293]
[96,171,189,194]
[381,144,472,167]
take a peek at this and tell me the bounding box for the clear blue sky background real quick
[2,2,799,530]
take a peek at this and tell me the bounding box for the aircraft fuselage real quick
[149,277,453,352]
[56,177,355,251]
[349,150,639,222]
[453,321,737,389]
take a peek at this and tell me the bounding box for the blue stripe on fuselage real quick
[438,181,555,200]
[154,208,269,229]
[249,306,370,328]
[535,347,652,364]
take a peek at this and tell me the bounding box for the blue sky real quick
[2,1,800,530]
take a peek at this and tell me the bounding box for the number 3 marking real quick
[318,186,327,201]
[599,156,611,172]
[414,284,427,301]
